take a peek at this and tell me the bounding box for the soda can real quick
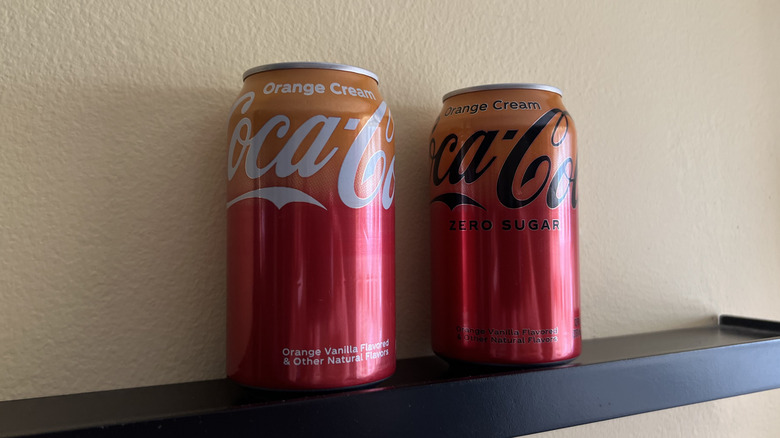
[226,63,396,390]
[429,84,581,366]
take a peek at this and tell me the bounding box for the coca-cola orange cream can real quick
[430,84,581,366]
[226,63,395,390]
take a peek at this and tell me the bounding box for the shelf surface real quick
[1,315,780,438]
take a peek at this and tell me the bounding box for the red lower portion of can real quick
[227,199,395,390]
[430,202,581,365]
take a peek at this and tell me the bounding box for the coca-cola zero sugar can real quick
[430,84,580,366]
[227,63,395,390]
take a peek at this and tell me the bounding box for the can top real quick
[443,83,562,101]
[243,62,379,83]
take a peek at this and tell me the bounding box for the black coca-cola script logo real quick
[430,109,577,210]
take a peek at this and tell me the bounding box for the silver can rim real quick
[243,62,379,83]
[442,83,562,101]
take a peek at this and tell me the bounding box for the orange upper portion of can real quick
[227,64,394,211]
[430,86,575,211]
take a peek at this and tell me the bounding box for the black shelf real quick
[2,315,780,438]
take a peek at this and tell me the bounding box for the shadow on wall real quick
[54,83,233,323]
[3,83,236,394]
[388,103,438,358]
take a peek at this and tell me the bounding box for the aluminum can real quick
[429,84,580,365]
[226,63,396,390]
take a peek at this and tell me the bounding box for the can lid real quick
[442,83,562,101]
[243,62,379,83]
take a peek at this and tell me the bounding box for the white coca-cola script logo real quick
[226,92,395,210]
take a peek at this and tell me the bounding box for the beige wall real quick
[2,0,779,436]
